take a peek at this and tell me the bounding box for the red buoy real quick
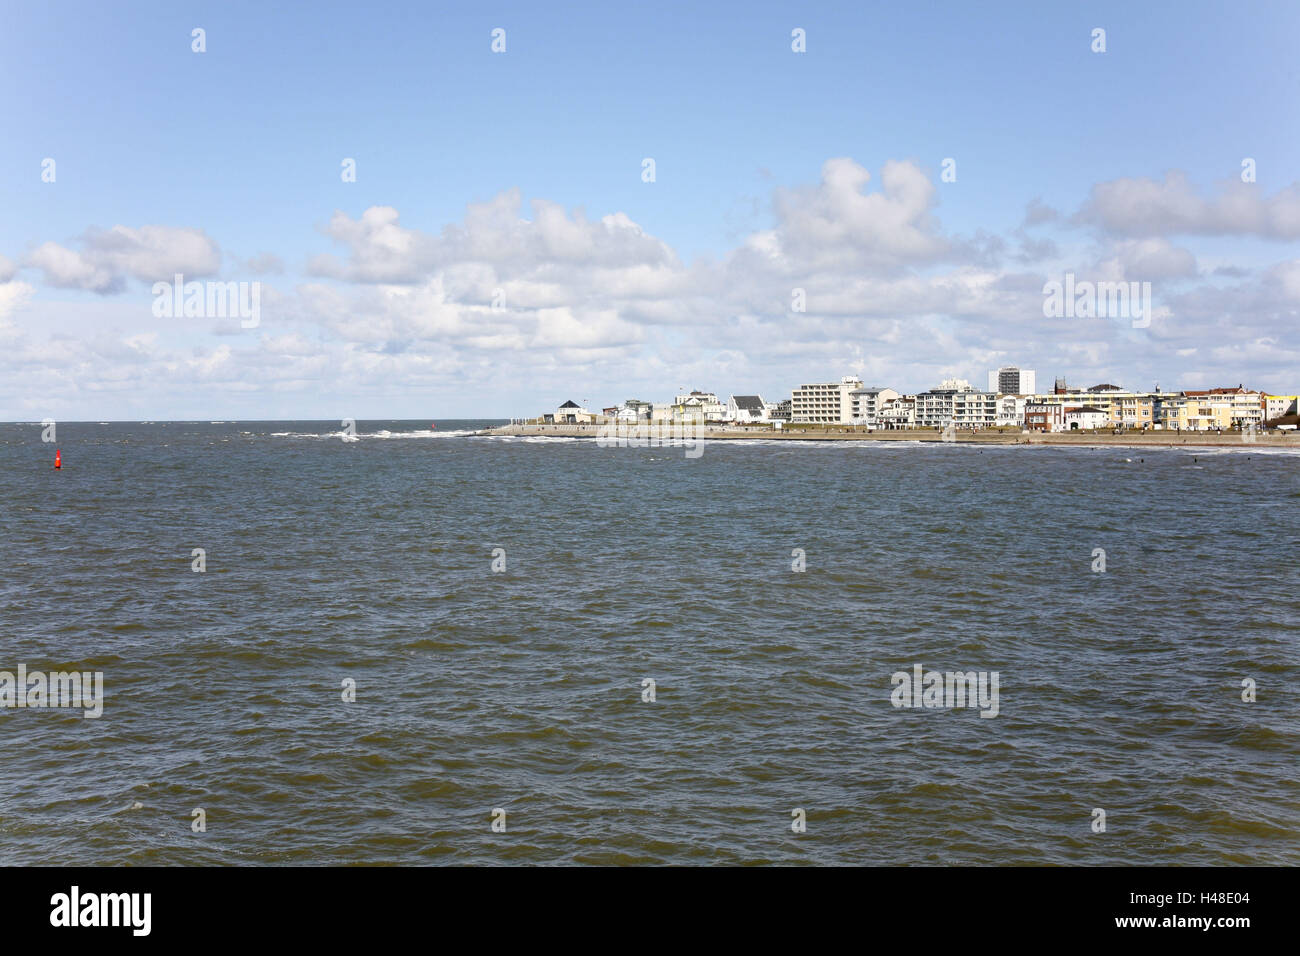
[54,449,62,469]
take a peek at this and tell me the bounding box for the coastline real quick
[478,422,1300,448]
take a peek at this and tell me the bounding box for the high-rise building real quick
[987,366,1036,395]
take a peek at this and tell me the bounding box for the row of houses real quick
[547,392,792,425]
[543,372,1299,433]
[788,374,1298,432]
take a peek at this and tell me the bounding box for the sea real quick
[1,420,1297,865]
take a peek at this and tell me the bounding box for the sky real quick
[2,0,1298,420]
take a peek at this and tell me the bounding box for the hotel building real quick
[792,376,863,424]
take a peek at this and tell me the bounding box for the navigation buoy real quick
[54,449,61,469]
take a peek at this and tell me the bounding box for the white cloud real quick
[1095,238,1198,281]
[26,225,222,293]
[6,162,1300,417]
[1077,171,1300,239]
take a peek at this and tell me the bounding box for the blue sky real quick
[2,0,1298,419]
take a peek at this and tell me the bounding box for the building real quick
[1161,387,1264,431]
[878,396,916,429]
[952,390,998,429]
[1107,394,1154,429]
[914,388,960,428]
[848,386,900,426]
[673,391,726,422]
[988,366,1036,395]
[1264,394,1299,422]
[552,400,595,424]
[791,376,863,424]
[615,400,653,423]
[1032,385,1156,429]
[995,394,1029,427]
[913,381,994,429]
[1064,406,1108,430]
[727,395,768,423]
[769,399,792,422]
[1025,402,1065,432]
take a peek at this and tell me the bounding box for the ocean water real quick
[1,420,1297,865]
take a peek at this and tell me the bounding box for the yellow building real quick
[1161,388,1264,430]
[1105,394,1154,428]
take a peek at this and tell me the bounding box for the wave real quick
[266,428,477,440]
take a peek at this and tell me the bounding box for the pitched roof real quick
[558,400,581,408]
[730,395,764,411]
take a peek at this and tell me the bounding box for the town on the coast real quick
[521,366,1300,435]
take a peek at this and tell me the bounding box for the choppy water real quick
[1,421,1297,865]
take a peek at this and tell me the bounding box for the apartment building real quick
[913,382,996,429]
[791,376,863,424]
[1264,394,1299,421]
[996,394,1029,427]
[953,390,998,429]
[1164,390,1263,431]
[1106,394,1154,428]
[878,396,916,429]
[1161,387,1265,430]
[848,386,900,426]
[913,389,955,428]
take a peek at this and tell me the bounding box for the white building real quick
[1065,405,1108,431]
[615,400,653,423]
[672,390,726,422]
[791,376,863,424]
[848,386,900,426]
[1264,394,1298,421]
[878,397,916,429]
[727,395,768,423]
[995,394,1029,427]
[914,381,986,428]
[988,366,1036,395]
[952,390,998,429]
[552,400,595,424]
